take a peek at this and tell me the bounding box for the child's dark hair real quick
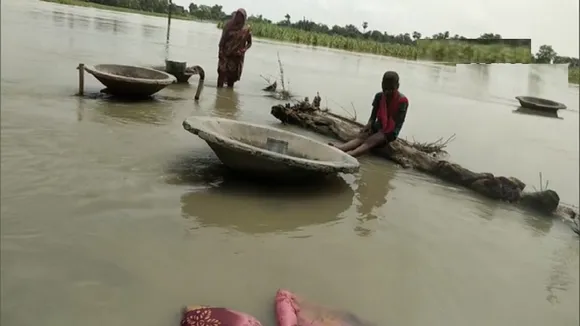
[382,71,399,83]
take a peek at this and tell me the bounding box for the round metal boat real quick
[182,116,360,178]
[84,64,175,97]
[515,96,567,113]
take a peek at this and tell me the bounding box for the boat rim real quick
[182,116,360,173]
[84,64,176,85]
[515,96,567,110]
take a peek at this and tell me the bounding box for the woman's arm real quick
[218,30,226,51]
[246,32,253,50]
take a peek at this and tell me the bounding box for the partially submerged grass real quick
[41,0,196,21]
[532,172,551,192]
[569,67,580,84]
[261,52,295,100]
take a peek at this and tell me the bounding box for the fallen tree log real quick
[271,100,578,221]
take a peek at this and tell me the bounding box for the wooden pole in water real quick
[165,0,172,60]
[166,0,172,42]
[76,63,85,96]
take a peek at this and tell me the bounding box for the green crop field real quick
[219,21,578,84]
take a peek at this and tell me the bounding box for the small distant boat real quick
[84,64,175,98]
[182,117,360,178]
[515,96,567,113]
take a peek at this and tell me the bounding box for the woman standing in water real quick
[217,8,252,88]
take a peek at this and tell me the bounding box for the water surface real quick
[1,1,579,325]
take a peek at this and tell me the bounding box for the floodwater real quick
[1,1,579,325]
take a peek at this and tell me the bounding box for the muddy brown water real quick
[1,1,579,325]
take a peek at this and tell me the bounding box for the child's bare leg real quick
[347,132,386,157]
[334,137,365,152]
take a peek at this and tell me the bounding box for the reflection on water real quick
[76,97,85,121]
[528,65,543,96]
[141,24,158,39]
[52,10,65,25]
[353,160,396,237]
[546,244,579,304]
[477,64,490,80]
[512,107,562,119]
[471,198,499,221]
[456,64,490,99]
[180,170,355,234]
[88,98,175,125]
[93,17,126,34]
[212,88,240,118]
[67,12,75,29]
[428,65,443,85]
[165,152,228,185]
[523,213,555,237]
[113,19,122,34]
[169,152,355,235]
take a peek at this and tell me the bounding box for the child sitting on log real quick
[332,71,409,157]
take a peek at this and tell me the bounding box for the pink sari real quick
[376,91,400,134]
[181,306,262,326]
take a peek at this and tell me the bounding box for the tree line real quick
[78,0,579,67]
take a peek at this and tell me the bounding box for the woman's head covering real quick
[235,8,247,21]
[225,8,247,31]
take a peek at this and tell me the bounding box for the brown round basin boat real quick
[515,96,567,113]
[182,117,360,178]
[84,64,176,97]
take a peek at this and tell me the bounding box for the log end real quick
[519,190,560,214]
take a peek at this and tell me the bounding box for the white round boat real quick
[182,117,360,177]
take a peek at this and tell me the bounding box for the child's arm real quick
[393,101,408,137]
[367,92,381,125]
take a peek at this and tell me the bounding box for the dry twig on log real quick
[260,54,293,100]
[270,99,578,221]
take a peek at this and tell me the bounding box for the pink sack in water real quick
[181,305,262,326]
[275,289,375,326]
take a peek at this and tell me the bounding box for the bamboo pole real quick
[76,63,85,96]
[166,0,172,43]
[165,0,172,60]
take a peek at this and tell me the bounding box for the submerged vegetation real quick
[43,0,195,20]
[223,20,579,83]
[225,21,537,63]
[569,67,580,84]
[43,0,579,84]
